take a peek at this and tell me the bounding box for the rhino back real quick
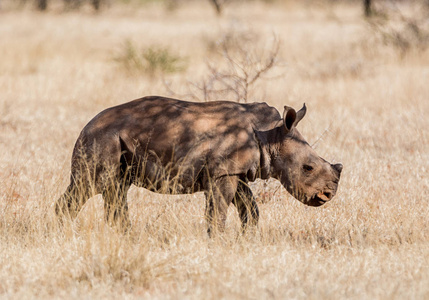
[77,96,280,179]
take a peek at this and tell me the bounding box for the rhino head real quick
[270,104,342,207]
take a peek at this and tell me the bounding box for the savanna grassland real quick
[1,0,429,298]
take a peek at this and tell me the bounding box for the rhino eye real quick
[303,165,314,172]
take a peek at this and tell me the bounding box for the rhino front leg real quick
[204,176,238,237]
[233,181,259,232]
[103,182,131,231]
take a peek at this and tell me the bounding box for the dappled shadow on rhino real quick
[55,96,342,236]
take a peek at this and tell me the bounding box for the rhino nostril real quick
[324,192,332,199]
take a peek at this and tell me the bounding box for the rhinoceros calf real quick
[56,96,342,234]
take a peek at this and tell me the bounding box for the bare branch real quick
[165,27,282,103]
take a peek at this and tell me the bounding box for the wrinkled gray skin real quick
[56,96,342,235]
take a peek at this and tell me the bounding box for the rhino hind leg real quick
[204,176,239,237]
[56,135,132,228]
[55,179,92,222]
[55,160,104,222]
[233,180,260,232]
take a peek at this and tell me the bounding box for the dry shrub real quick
[63,0,108,11]
[207,0,237,16]
[368,2,429,56]
[166,26,281,102]
[115,40,187,77]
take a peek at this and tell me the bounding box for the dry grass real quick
[1,1,429,299]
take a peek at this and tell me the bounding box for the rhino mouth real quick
[306,191,332,207]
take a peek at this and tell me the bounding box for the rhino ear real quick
[283,106,297,131]
[283,104,306,131]
[294,103,307,127]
